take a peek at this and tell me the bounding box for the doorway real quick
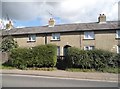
[64,45,71,56]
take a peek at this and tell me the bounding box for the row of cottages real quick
[2,14,120,56]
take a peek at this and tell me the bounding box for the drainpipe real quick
[79,32,82,49]
[45,33,47,44]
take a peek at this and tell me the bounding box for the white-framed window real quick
[116,30,120,38]
[84,31,95,39]
[51,33,60,40]
[84,46,95,50]
[28,34,36,42]
[117,46,120,53]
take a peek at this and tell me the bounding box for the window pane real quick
[118,46,120,53]
[89,32,94,39]
[56,34,60,39]
[57,46,60,56]
[28,36,31,41]
[84,32,94,39]
[52,33,60,40]
[118,30,120,38]
[84,46,94,50]
[28,34,36,41]
[84,46,89,50]
[52,34,55,39]
[89,46,94,50]
[32,35,36,41]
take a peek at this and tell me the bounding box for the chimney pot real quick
[98,14,106,24]
[48,18,55,27]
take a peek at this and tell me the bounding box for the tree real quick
[1,36,18,52]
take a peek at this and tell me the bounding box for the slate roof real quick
[2,21,119,36]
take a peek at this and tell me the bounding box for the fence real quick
[57,56,66,70]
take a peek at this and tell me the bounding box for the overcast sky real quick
[1,0,119,27]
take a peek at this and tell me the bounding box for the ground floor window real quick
[57,46,60,56]
[84,46,95,50]
[117,46,120,53]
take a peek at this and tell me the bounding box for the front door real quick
[64,45,71,56]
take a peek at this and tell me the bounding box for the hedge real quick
[8,44,57,69]
[65,47,119,70]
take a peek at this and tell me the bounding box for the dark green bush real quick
[9,48,32,69]
[9,44,57,69]
[87,49,114,70]
[31,44,57,67]
[66,47,119,71]
[111,53,120,68]
[1,36,18,52]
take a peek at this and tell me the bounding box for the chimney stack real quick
[48,18,55,27]
[98,14,106,24]
[0,19,3,29]
[6,20,13,30]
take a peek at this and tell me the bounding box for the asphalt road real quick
[2,74,118,87]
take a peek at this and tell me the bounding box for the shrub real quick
[8,44,57,69]
[31,44,57,67]
[1,36,18,52]
[111,53,120,68]
[9,48,31,69]
[87,49,114,70]
[65,47,118,71]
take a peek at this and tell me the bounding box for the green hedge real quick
[9,44,57,69]
[65,47,119,70]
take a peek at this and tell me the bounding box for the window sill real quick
[115,38,120,40]
[50,39,60,41]
[83,38,95,40]
[27,40,36,42]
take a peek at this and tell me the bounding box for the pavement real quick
[1,69,119,82]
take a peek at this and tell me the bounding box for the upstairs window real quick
[84,32,95,39]
[52,33,60,40]
[84,46,95,50]
[28,34,36,42]
[116,30,120,38]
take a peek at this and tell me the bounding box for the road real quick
[2,74,118,87]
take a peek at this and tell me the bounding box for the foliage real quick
[8,44,57,69]
[65,47,119,71]
[111,53,120,68]
[1,36,18,52]
[31,44,57,67]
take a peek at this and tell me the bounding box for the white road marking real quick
[2,74,118,83]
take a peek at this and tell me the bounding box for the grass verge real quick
[1,64,57,71]
[27,67,57,71]
[1,63,57,71]
[99,67,120,74]
[66,68,96,72]
[66,67,119,74]
[0,65,16,69]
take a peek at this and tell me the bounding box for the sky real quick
[0,0,119,28]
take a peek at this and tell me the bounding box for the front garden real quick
[1,36,120,73]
